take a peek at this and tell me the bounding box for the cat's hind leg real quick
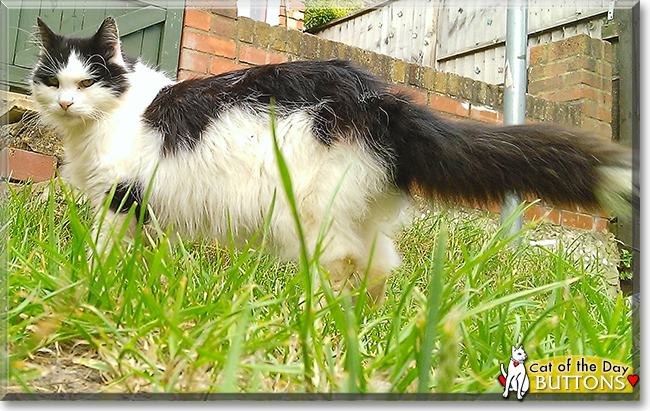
[317,226,401,304]
[517,374,529,400]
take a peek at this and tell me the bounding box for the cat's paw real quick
[502,391,508,398]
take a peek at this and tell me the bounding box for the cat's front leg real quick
[89,209,137,262]
[512,378,523,400]
[503,374,513,397]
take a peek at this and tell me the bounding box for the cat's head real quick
[31,17,133,129]
[511,345,528,362]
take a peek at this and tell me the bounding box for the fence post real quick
[500,0,528,243]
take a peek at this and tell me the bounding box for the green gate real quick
[1,0,185,92]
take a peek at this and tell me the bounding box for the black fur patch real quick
[143,59,388,155]
[144,58,629,211]
[33,17,133,96]
[106,182,148,222]
[375,93,629,209]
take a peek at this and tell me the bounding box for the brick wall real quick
[280,0,305,31]
[177,9,616,233]
[528,34,613,138]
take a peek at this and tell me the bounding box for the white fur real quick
[32,53,407,301]
[597,165,634,218]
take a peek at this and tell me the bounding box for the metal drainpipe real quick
[500,0,528,243]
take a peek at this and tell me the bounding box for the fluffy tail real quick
[378,95,632,217]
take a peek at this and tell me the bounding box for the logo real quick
[498,346,637,397]
[527,356,636,394]
[499,344,530,400]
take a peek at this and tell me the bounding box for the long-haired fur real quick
[30,17,632,302]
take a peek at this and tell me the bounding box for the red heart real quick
[513,362,519,366]
[628,375,639,387]
[499,375,506,386]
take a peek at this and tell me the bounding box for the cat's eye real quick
[44,76,59,88]
[79,79,96,89]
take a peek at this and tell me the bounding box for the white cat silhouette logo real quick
[500,345,530,400]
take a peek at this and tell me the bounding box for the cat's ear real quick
[519,345,523,350]
[36,18,59,51]
[94,17,125,66]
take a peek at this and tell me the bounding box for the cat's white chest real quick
[61,111,152,202]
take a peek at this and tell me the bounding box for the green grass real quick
[1,179,632,394]
[1,125,633,395]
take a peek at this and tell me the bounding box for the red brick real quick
[604,41,612,62]
[210,58,249,75]
[603,93,612,107]
[561,70,608,91]
[539,84,604,103]
[239,45,288,65]
[181,31,237,58]
[428,93,470,117]
[528,64,546,82]
[486,203,501,214]
[597,60,613,78]
[288,18,303,31]
[548,35,590,61]
[212,14,236,39]
[560,211,594,231]
[528,76,563,95]
[184,9,212,31]
[1,148,56,182]
[581,101,612,123]
[208,1,237,18]
[469,105,502,124]
[545,60,571,78]
[594,217,610,232]
[580,100,598,119]
[596,105,612,123]
[524,205,561,225]
[179,50,209,73]
[268,53,289,64]
[529,44,546,65]
[566,54,598,73]
[177,70,206,81]
[581,116,612,137]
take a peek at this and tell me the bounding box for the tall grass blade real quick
[417,223,447,392]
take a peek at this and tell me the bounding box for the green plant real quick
[304,0,362,30]
[2,109,632,393]
[618,247,633,281]
[2,176,632,394]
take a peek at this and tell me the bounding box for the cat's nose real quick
[59,100,74,110]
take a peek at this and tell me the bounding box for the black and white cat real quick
[31,17,631,301]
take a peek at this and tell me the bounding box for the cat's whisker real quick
[85,54,111,77]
